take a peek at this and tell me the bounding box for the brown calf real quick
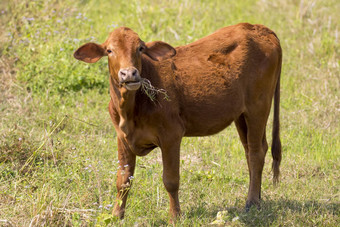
[74,23,282,221]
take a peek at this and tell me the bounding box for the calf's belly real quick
[182,97,244,136]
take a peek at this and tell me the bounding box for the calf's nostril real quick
[119,68,138,79]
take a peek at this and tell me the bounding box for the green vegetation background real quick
[0,0,339,226]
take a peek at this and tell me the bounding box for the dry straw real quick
[141,78,170,102]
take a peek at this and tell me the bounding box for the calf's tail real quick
[271,48,282,185]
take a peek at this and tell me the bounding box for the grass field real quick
[0,0,339,226]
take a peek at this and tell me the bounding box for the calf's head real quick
[74,27,176,91]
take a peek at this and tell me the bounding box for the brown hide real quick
[74,23,282,221]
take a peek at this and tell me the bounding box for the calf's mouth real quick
[120,80,142,90]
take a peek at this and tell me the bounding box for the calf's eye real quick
[107,49,112,54]
[138,46,145,52]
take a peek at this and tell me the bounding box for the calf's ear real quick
[144,41,176,61]
[74,43,106,63]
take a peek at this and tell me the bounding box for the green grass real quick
[0,0,339,226]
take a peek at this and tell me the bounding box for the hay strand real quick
[141,78,170,102]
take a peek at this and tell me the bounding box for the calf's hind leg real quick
[235,114,250,178]
[236,114,269,204]
[244,112,270,210]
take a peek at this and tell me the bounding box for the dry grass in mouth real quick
[140,78,170,102]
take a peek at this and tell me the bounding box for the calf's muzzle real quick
[118,67,142,90]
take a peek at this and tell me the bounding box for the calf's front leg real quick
[161,140,181,222]
[113,137,136,219]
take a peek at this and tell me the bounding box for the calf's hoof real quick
[112,206,125,219]
[169,209,181,224]
[245,200,261,212]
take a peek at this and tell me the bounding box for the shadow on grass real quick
[182,199,339,226]
[185,204,222,220]
[222,199,340,226]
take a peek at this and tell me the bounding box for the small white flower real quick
[232,216,240,222]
